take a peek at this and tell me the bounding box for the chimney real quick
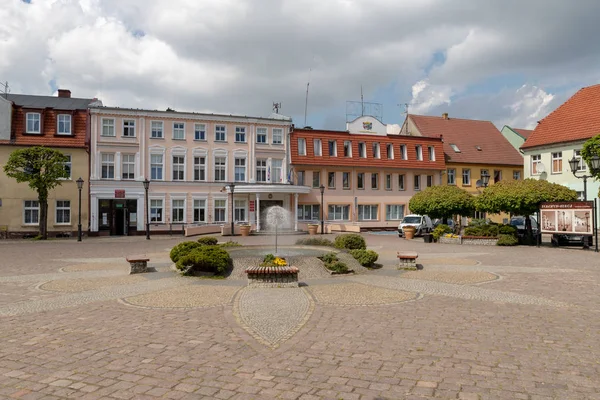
[442,112,449,120]
[58,89,71,98]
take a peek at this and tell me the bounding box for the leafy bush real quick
[334,234,366,250]
[320,252,339,264]
[464,224,499,237]
[170,241,203,263]
[326,261,349,273]
[176,245,232,275]
[219,240,242,247]
[432,224,453,241]
[468,219,488,227]
[497,234,518,246]
[498,224,517,236]
[295,237,334,246]
[260,254,287,267]
[349,249,379,267]
[197,236,218,246]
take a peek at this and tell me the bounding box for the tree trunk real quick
[39,191,48,240]
[525,215,533,245]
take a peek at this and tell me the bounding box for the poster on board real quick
[539,202,593,235]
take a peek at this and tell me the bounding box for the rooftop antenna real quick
[304,56,314,127]
[361,85,364,116]
[1,81,9,99]
[273,102,281,114]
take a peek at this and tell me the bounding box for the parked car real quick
[433,218,456,231]
[398,215,433,237]
[551,233,593,247]
[510,216,540,242]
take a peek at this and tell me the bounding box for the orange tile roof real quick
[408,114,523,166]
[513,128,533,139]
[521,84,600,150]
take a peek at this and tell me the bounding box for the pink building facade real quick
[89,107,309,236]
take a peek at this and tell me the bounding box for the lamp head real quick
[568,156,579,175]
[143,178,150,190]
[319,184,325,194]
[76,177,84,190]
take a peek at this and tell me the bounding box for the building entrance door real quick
[259,200,284,230]
[98,199,137,236]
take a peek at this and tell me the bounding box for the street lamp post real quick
[568,154,600,200]
[319,184,325,234]
[76,177,84,242]
[229,183,235,236]
[143,179,150,240]
[481,173,490,188]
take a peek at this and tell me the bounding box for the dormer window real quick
[386,144,394,159]
[26,113,41,134]
[415,145,423,161]
[450,143,461,153]
[57,114,72,135]
[373,143,380,158]
[428,146,435,161]
[344,141,352,157]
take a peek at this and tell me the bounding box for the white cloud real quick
[506,85,555,129]
[409,79,453,114]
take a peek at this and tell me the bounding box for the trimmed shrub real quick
[320,252,338,264]
[468,219,487,227]
[176,245,232,275]
[497,234,518,246]
[464,224,499,237]
[295,237,334,246]
[432,224,453,241]
[349,249,379,267]
[326,261,349,273]
[219,240,242,247]
[170,241,203,263]
[498,224,517,236]
[197,236,218,246]
[334,234,366,250]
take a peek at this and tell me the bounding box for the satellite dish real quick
[537,163,546,173]
[475,179,483,188]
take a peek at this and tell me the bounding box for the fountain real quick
[264,205,291,255]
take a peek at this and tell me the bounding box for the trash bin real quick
[423,233,433,243]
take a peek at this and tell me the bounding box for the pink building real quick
[89,107,309,236]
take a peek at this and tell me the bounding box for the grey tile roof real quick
[5,94,102,110]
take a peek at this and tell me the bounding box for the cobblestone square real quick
[0,234,599,399]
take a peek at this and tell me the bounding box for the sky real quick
[2,0,600,131]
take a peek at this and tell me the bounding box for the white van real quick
[398,215,434,237]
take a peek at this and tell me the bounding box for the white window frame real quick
[171,198,186,223]
[359,142,366,158]
[150,151,165,181]
[23,200,40,225]
[513,170,521,180]
[386,204,404,221]
[62,154,72,179]
[357,172,364,190]
[194,123,206,141]
[344,141,352,157]
[328,140,337,157]
[101,118,115,137]
[428,146,435,161]
[214,154,227,182]
[298,138,307,156]
[462,169,471,186]
[121,154,135,180]
[272,128,283,144]
[574,150,586,172]
[234,157,247,182]
[101,153,115,179]
[314,139,322,156]
[298,204,320,221]
[416,145,423,161]
[55,200,71,225]
[328,171,336,189]
[552,151,562,174]
[312,171,321,188]
[57,114,72,135]
[400,145,407,160]
[215,125,226,142]
[358,204,378,221]
[26,112,41,134]
[531,155,542,175]
[256,127,267,144]
[193,198,207,223]
[173,122,185,140]
[385,174,392,190]
[256,159,267,182]
[123,119,136,137]
[272,159,283,183]
[398,174,405,191]
[414,174,421,191]
[342,172,350,189]
[235,126,246,143]
[372,142,380,159]
[386,143,394,159]
[151,121,164,139]
[234,199,247,223]
[213,198,227,223]
[371,173,379,190]
[150,198,164,223]
[172,154,186,181]
[328,204,350,221]
[447,168,456,185]
[194,155,207,181]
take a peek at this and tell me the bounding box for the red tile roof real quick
[521,84,600,149]
[408,114,523,166]
[514,128,533,139]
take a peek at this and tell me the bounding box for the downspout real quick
[86,108,91,234]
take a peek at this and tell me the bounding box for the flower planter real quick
[245,266,299,288]
[307,224,318,235]
[403,226,416,240]
[239,225,251,236]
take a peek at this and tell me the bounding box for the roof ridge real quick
[409,113,494,124]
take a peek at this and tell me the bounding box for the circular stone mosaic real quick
[123,285,239,308]
[401,270,497,285]
[61,263,130,272]
[308,283,418,306]
[40,275,146,292]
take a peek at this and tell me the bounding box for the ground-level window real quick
[234,199,246,223]
[193,199,206,223]
[427,175,433,187]
[55,200,71,224]
[214,199,226,223]
[414,174,421,191]
[357,173,364,189]
[24,200,39,225]
[150,199,163,222]
[398,174,405,190]
[358,204,378,221]
[171,199,185,223]
[386,204,404,221]
[298,204,320,221]
[328,204,350,221]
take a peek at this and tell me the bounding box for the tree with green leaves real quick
[3,147,69,240]
[408,185,475,224]
[581,134,600,191]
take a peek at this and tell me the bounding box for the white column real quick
[115,152,121,180]
[256,193,261,232]
[90,194,98,232]
[135,152,141,180]
[137,196,144,231]
[294,193,298,231]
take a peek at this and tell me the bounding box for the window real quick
[386,144,394,159]
[371,173,379,189]
[313,139,322,156]
[214,199,226,223]
[150,199,163,222]
[386,205,404,221]
[26,113,41,133]
[150,154,163,180]
[480,169,489,182]
[552,152,562,173]
[447,169,456,185]
[215,125,226,141]
[358,205,378,221]
[343,172,350,189]
[172,122,185,140]
[172,156,185,181]
[328,171,335,189]
[414,175,421,191]
[298,138,306,156]
[358,142,366,158]
[234,199,246,223]
[123,120,135,137]
[194,124,206,141]
[328,204,350,221]
[372,142,380,158]
[193,199,206,223]
[234,158,246,182]
[493,170,502,183]
[214,157,226,181]
[344,141,352,157]
[416,145,423,161]
[513,170,521,180]
[428,146,435,161]
[312,171,320,188]
[235,126,246,142]
[357,172,365,189]
[63,155,72,179]
[55,200,70,224]
[101,154,115,179]
[398,174,405,191]
[574,150,586,171]
[450,143,461,153]
[23,200,39,225]
[385,174,392,190]
[298,204,320,221]
[328,140,337,156]
[272,159,283,183]
[151,121,163,138]
[57,115,71,135]
[171,199,185,223]
[462,169,471,185]
[256,159,267,182]
[577,191,585,201]
[256,127,267,143]
[101,118,115,137]
[194,157,206,181]
[272,128,283,144]
[122,154,135,180]
[297,170,305,185]
[400,145,407,160]
[531,154,542,175]
[427,175,433,187]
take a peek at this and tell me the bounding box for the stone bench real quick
[397,252,418,270]
[245,266,299,288]
[126,255,150,274]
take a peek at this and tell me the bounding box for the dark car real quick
[510,216,540,243]
[551,233,593,247]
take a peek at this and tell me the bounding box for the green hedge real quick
[349,249,379,267]
[170,241,203,263]
[497,234,518,246]
[197,236,218,246]
[318,252,349,273]
[295,237,334,246]
[432,224,453,241]
[498,224,517,236]
[334,234,366,250]
[176,245,232,275]
[464,224,499,237]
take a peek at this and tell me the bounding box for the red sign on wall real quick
[249,201,255,212]
[115,190,125,198]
